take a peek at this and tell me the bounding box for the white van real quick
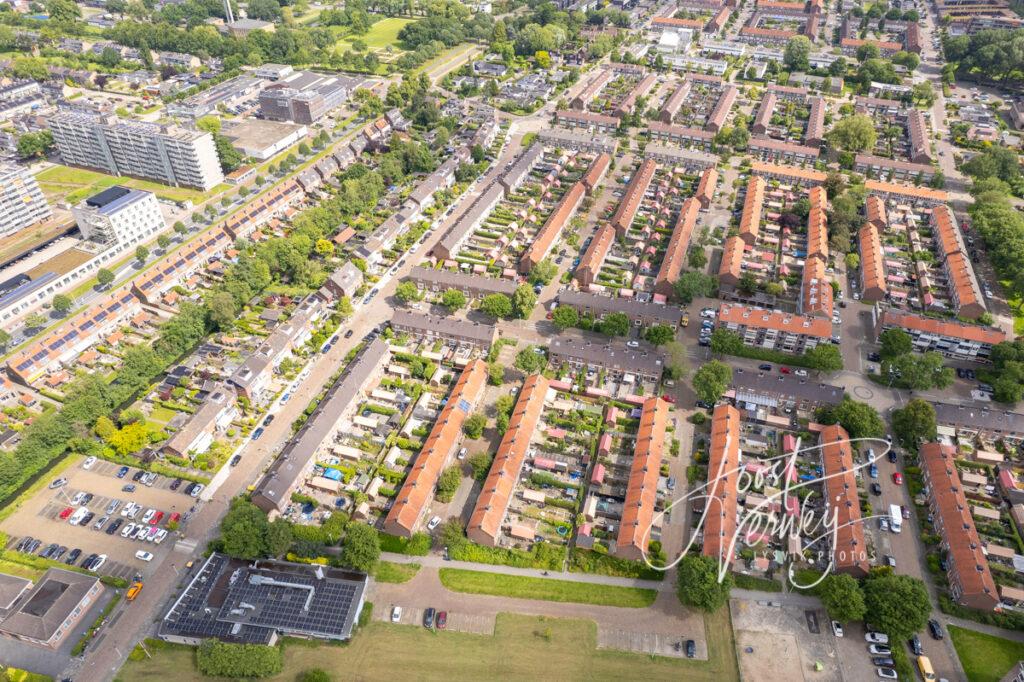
[68,507,89,525]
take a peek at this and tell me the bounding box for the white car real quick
[190,483,205,498]
[90,554,107,571]
[626,340,640,349]
[141,509,155,524]
[83,456,97,469]
[427,515,442,531]
[458,447,467,460]
[865,632,890,644]
[793,369,808,378]
[391,606,402,623]
[70,491,86,506]
[68,506,89,525]
[121,523,137,538]
[831,620,843,638]
[135,550,153,562]
[869,644,892,655]
[876,668,897,680]
[154,529,168,544]
[134,525,150,540]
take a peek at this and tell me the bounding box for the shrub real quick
[196,640,283,678]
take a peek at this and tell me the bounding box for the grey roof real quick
[500,143,543,192]
[163,382,234,456]
[548,334,665,376]
[934,403,1024,437]
[558,290,683,326]
[408,266,516,296]
[643,143,718,168]
[229,351,272,393]
[730,368,844,406]
[0,573,32,613]
[436,181,506,257]
[0,569,99,643]
[326,261,362,295]
[390,310,496,345]
[252,338,390,512]
[538,127,617,152]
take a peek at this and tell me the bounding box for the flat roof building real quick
[72,186,165,248]
[259,71,359,124]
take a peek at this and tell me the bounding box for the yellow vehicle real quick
[917,655,936,681]
[681,316,689,327]
[126,580,143,601]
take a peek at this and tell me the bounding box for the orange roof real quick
[384,360,488,536]
[806,186,828,261]
[858,223,888,300]
[653,16,704,28]
[659,82,692,122]
[572,69,613,106]
[520,182,586,274]
[865,179,948,203]
[467,374,549,546]
[920,442,999,610]
[718,235,745,284]
[717,303,832,338]
[707,85,738,131]
[741,26,798,37]
[879,310,1005,345]
[932,205,965,257]
[841,37,902,51]
[576,223,616,287]
[612,159,657,237]
[615,73,659,117]
[703,404,739,563]
[696,167,719,208]
[617,397,669,560]
[581,153,611,192]
[655,198,700,296]
[865,195,887,229]
[801,256,833,318]
[944,251,985,318]
[739,176,766,245]
[750,161,827,184]
[819,425,870,577]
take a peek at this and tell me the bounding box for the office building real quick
[72,186,165,247]
[0,164,51,238]
[49,112,224,191]
[259,71,355,125]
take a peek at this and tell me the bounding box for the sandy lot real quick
[731,600,843,682]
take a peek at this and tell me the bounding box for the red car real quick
[661,394,676,403]
[169,512,181,524]
[436,611,447,629]
[779,366,791,374]
[892,472,903,486]
[59,506,73,520]
[150,510,165,525]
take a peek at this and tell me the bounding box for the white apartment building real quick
[0,164,51,238]
[50,112,224,191]
[71,186,165,247]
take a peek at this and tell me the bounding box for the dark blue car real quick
[116,466,130,479]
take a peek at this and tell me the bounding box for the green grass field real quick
[118,610,738,682]
[373,560,420,583]
[950,625,1024,682]
[331,17,412,53]
[438,568,658,608]
[35,165,225,205]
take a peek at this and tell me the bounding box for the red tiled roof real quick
[718,303,832,338]
[703,404,740,563]
[739,176,766,245]
[819,424,870,577]
[612,159,657,237]
[655,198,700,296]
[879,310,1006,346]
[616,397,669,560]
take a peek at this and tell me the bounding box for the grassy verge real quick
[2,667,52,682]
[949,625,1024,682]
[120,610,737,682]
[732,573,782,592]
[568,548,665,581]
[438,568,657,608]
[373,561,420,584]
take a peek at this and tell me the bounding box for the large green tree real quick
[676,555,733,612]
[480,293,513,318]
[891,399,937,450]
[511,285,537,319]
[692,360,732,405]
[783,35,811,71]
[879,328,912,359]
[339,522,381,573]
[817,398,885,440]
[551,305,579,330]
[806,343,843,372]
[819,573,867,623]
[863,574,931,638]
[598,312,630,337]
[441,288,466,311]
[825,115,877,152]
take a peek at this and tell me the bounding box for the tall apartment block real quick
[0,164,51,238]
[71,186,166,247]
[49,112,224,191]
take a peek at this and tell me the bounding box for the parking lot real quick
[0,456,199,578]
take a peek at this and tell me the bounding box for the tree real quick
[23,312,46,330]
[135,246,149,263]
[692,360,732,404]
[0,329,10,350]
[337,296,354,319]
[220,498,273,560]
[844,253,860,270]
[783,35,811,71]
[674,271,717,304]
[97,268,115,288]
[514,347,546,374]
[824,171,847,199]
[339,522,380,573]
[551,305,579,331]
[598,312,630,337]
[16,130,54,160]
[888,352,953,390]
[436,465,461,502]
[157,234,172,251]
[737,271,758,296]
[644,324,675,346]
[213,134,243,174]
[395,281,421,303]
[819,574,867,623]
[463,413,486,439]
[511,285,537,319]
[440,288,466,311]
[173,221,188,236]
[817,398,885,440]
[197,640,283,678]
[863,574,931,638]
[826,115,877,152]
[535,50,552,69]
[487,362,504,385]
[207,291,238,331]
[856,42,881,61]
[879,328,913,359]
[688,247,707,270]
[468,453,492,481]
[51,294,72,316]
[480,293,513,318]
[45,0,81,22]
[664,341,688,380]
[892,399,936,450]
[314,239,335,258]
[676,555,732,612]
[528,259,558,285]
[806,344,843,372]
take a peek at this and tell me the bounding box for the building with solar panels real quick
[159,553,368,645]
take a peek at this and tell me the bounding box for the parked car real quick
[93,515,109,530]
[136,550,153,562]
[49,477,68,489]
[59,506,74,520]
[888,450,898,463]
[169,478,183,491]
[892,472,903,486]
[868,644,892,655]
[190,483,205,498]
[116,466,130,479]
[65,548,82,565]
[263,414,275,427]
[758,363,772,371]
[252,427,265,440]
[685,639,696,658]
[427,516,442,531]
[230,454,242,467]
[793,369,808,378]
[121,523,137,538]
[928,619,943,640]
[909,634,923,655]
[141,509,155,524]
[80,512,95,527]
[106,518,123,535]
[391,606,403,623]
[132,470,145,482]
[423,607,436,628]
[865,632,889,645]
[122,484,136,493]
[83,456,97,469]
[831,621,843,638]
[876,668,897,680]
[436,611,447,629]
[884,555,896,568]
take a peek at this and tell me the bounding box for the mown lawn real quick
[118,610,738,682]
[950,625,1024,682]
[331,17,411,52]
[438,568,658,608]
[35,165,223,205]
[372,560,420,584]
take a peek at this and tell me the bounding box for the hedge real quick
[569,548,664,581]
[196,640,283,678]
[71,593,121,656]
[449,539,565,570]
